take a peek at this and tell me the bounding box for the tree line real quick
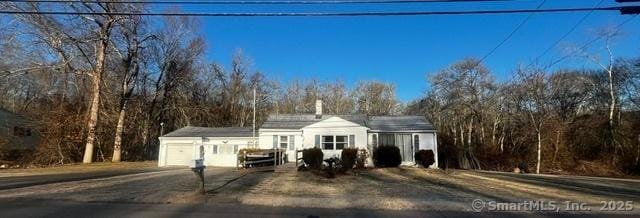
[406,53,640,175]
[0,1,400,164]
[1,2,639,176]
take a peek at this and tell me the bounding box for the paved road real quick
[0,167,176,190]
[0,199,631,218]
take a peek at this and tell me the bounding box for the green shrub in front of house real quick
[340,148,358,172]
[415,149,435,168]
[373,146,401,168]
[302,147,323,170]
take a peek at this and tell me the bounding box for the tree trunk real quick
[112,100,128,162]
[82,22,111,164]
[536,129,542,174]
[552,128,561,166]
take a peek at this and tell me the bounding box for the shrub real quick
[302,148,323,170]
[355,149,368,169]
[415,150,435,168]
[373,146,401,168]
[341,148,358,172]
[324,157,342,178]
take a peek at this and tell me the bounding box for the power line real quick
[526,0,604,68]
[542,14,638,70]
[3,0,516,4]
[0,6,634,17]
[476,0,546,65]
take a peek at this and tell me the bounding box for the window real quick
[322,136,334,150]
[348,135,355,148]
[219,145,233,154]
[233,145,239,154]
[414,135,420,148]
[322,135,348,150]
[212,145,218,154]
[380,134,395,146]
[280,136,288,150]
[13,126,31,137]
[314,135,321,148]
[289,136,295,151]
[335,136,347,149]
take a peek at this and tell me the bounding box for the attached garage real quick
[158,126,257,167]
[165,144,193,166]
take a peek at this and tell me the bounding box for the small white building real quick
[158,127,257,167]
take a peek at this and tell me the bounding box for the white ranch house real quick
[158,101,438,168]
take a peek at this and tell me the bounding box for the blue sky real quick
[174,0,639,101]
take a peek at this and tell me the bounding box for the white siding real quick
[415,132,438,168]
[257,129,302,162]
[159,137,256,167]
[302,117,368,159]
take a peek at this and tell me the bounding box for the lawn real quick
[0,161,158,177]
[239,167,640,213]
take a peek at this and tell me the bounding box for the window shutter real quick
[314,135,320,148]
[273,135,278,149]
[289,135,295,150]
[349,135,355,148]
[212,145,218,154]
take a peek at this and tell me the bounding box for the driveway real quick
[0,167,248,204]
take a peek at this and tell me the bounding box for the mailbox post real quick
[190,145,206,194]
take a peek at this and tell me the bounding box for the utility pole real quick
[253,87,256,140]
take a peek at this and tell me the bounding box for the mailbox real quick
[190,159,205,169]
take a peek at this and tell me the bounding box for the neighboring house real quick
[158,127,257,167]
[158,100,438,168]
[0,108,40,155]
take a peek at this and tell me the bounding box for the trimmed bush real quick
[341,148,358,172]
[373,146,401,168]
[415,150,435,168]
[302,148,324,170]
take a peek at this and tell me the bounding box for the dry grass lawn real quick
[0,161,158,177]
[239,167,640,213]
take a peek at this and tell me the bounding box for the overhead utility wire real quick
[476,0,546,65]
[525,0,604,69]
[3,0,516,5]
[0,6,635,17]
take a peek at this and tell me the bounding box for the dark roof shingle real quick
[368,116,435,131]
[162,126,254,137]
[261,114,367,129]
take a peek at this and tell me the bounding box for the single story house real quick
[158,127,257,167]
[158,100,438,168]
[0,108,40,157]
[258,101,437,167]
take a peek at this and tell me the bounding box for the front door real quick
[395,134,413,162]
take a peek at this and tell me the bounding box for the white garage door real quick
[166,144,193,166]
